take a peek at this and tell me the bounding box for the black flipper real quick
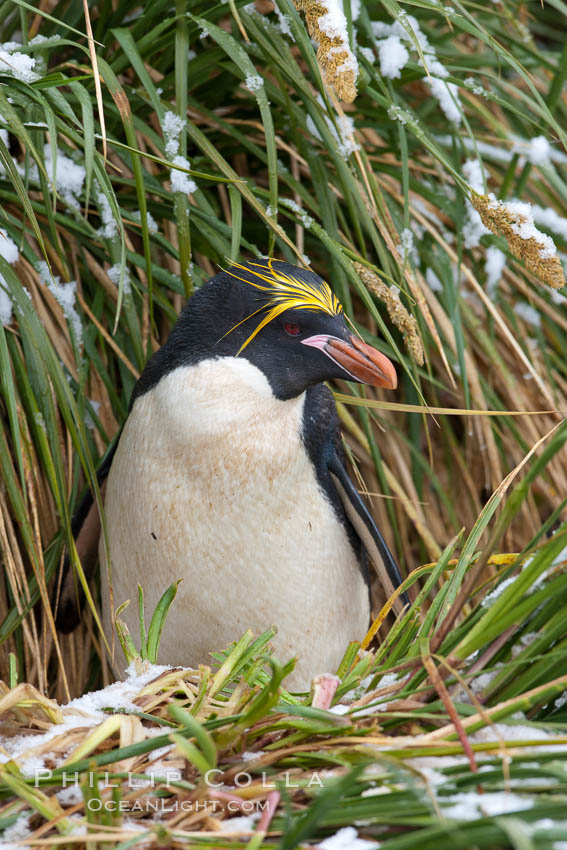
[327,452,408,611]
[302,384,408,611]
[53,439,119,632]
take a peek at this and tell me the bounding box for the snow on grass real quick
[523,136,551,165]
[440,790,534,820]
[306,95,360,158]
[426,57,462,125]
[532,205,567,242]
[0,662,172,777]
[469,664,504,696]
[350,0,362,19]
[387,104,411,125]
[464,76,485,96]
[1,812,31,848]
[218,813,261,833]
[335,113,359,157]
[280,197,314,228]
[0,228,19,326]
[514,301,541,327]
[241,750,267,761]
[69,661,172,716]
[485,246,507,296]
[371,14,462,123]
[318,826,379,849]
[36,261,82,344]
[0,41,38,83]
[84,400,101,432]
[244,73,264,92]
[162,110,186,159]
[95,184,119,241]
[0,140,86,209]
[397,226,418,263]
[510,631,540,658]
[0,287,12,326]
[462,158,489,248]
[463,158,485,194]
[41,145,85,210]
[107,263,132,295]
[377,35,409,79]
[468,717,567,753]
[480,575,516,607]
[132,209,158,234]
[273,7,294,39]
[0,228,19,266]
[425,268,443,293]
[550,284,567,305]
[512,135,553,166]
[171,155,197,195]
[436,134,567,167]
[329,671,407,717]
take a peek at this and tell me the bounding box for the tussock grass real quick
[0,0,567,844]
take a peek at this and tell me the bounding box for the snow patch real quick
[171,155,197,195]
[306,98,360,159]
[485,246,506,296]
[441,790,534,820]
[219,813,260,833]
[37,261,82,344]
[425,268,443,292]
[397,226,417,263]
[43,145,85,209]
[162,111,186,159]
[95,184,118,241]
[0,228,19,265]
[462,159,490,248]
[387,104,411,125]
[318,826,379,849]
[532,205,567,243]
[372,15,462,123]
[0,42,38,83]
[377,35,409,79]
[132,209,158,234]
[436,134,567,167]
[1,812,31,846]
[107,264,132,295]
[515,301,541,327]
[273,7,294,39]
[244,74,264,93]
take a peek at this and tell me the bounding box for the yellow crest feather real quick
[223,258,342,354]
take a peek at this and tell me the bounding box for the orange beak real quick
[326,335,397,389]
[301,333,397,389]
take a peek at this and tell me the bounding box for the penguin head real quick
[135,259,398,403]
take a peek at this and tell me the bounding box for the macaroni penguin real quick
[56,258,405,687]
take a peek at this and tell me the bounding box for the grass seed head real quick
[294,0,358,102]
[354,261,424,365]
[471,192,565,290]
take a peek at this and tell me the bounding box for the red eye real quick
[284,322,302,337]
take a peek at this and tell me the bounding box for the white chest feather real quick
[101,358,369,687]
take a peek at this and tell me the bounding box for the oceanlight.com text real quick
[86,798,269,813]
